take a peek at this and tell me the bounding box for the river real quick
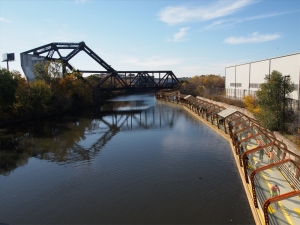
[0,93,254,224]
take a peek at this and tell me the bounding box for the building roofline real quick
[225,52,300,69]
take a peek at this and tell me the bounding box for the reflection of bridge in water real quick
[0,102,183,175]
[73,104,179,158]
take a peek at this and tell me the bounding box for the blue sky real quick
[0,0,299,78]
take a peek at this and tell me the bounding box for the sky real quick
[0,0,299,78]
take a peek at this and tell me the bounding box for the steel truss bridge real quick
[20,42,180,91]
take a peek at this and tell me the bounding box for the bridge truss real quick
[20,42,180,90]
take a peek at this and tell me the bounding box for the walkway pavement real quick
[177,100,299,225]
[246,139,300,225]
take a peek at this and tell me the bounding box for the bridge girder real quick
[20,42,181,90]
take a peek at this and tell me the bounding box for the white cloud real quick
[158,0,258,25]
[224,32,281,44]
[0,17,12,23]
[205,10,299,30]
[168,27,190,42]
[118,56,182,67]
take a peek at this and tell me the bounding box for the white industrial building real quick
[225,53,300,103]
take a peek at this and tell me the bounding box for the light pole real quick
[2,53,15,72]
[283,75,290,130]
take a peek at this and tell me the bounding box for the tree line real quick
[1,66,295,133]
[179,71,296,133]
[0,61,107,123]
[180,74,225,96]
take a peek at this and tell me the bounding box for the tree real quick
[86,74,102,87]
[243,95,260,115]
[0,68,18,112]
[11,70,30,116]
[33,60,65,86]
[33,62,51,85]
[180,75,225,96]
[27,80,53,116]
[256,70,294,131]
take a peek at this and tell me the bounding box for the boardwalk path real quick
[158,95,300,225]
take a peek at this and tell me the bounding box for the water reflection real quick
[0,95,182,175]
[0,94,255,224]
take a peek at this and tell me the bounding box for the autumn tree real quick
[256,70,294,131]
[243,95,260,115]
[86,74,102,87]
[0,68,18,111]
[27,80,53,116]
[180,75,225,96]
[34,60,65,87]
[11,70,30,116]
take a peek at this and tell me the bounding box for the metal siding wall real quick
[225,67,235,88]
[225,53,300,101]
[270,54,300,100]
[225,67,236,97]
[236,64,250,95]
[250,60,269,89]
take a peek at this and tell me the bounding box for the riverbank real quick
[159,99,262,225]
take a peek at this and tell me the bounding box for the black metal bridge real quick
[20,42,180,91]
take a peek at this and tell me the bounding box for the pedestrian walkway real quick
[157,93,300,225]
[246,139,300,225]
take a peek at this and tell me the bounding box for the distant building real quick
[225,53,300,102]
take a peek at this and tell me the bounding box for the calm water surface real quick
[0,94,254,224]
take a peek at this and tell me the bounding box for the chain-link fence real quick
[224,88,257,100]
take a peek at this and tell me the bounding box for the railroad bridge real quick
[20,42,180,91]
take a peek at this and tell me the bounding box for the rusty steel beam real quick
[231,119,251,132]
[231,115,271,136]
[249,158,300,208]
[199,102,209,117]
[263,190,300,225]
[236,131,263,148]
[224,119,230,134]
[226,112,252,135]
[211,107,225,125]
[238,131,264,147]
[234,130,288,158]
[242,142,275,182]
[233,131,262,155]
[242,135,297,162]
[233,124,254,138]
[229,114,243,125]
